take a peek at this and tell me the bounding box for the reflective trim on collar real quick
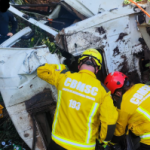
[52,133,96,149]
[86,103,99,143]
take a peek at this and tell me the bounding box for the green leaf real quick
[145,62,150,67]
[146,81,150,85]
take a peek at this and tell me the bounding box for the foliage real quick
[12,13,59,54]
[145,62,150,67]
[14,0,25,5]
[0,118,29,149]
[42,38,58,53]
[144,62,150,85]
[0,95,29,149]
[3,11,59,149]
[124,0,150,5]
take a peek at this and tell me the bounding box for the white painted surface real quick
[9,5,58,37]
[61,6,138,35]
[0,47,59,107]
[0,27,32,48]
[64,0,124,16]
[60,6,143,77]
[0,47,61,150]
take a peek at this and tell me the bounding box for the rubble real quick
[1,0,150,149]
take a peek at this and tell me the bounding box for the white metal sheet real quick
[61,6,143,79]
[62,6,138,35]
[0,27,32,48]
[104,16,130,37]
[0,47,59,107]
[64,0,94,17]
[65,27,107,55]
[9,5,58,37]
[129,15,142,45]
[64,0,124,16]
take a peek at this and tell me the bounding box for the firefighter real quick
[37,48,118,150]
[104,71,150,150]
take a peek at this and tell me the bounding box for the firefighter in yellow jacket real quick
[37,48,118,150]
[104,71,150,150]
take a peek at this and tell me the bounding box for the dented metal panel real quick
[65,26,107,55]
[1,1,150,149]
[64,0,125,17]
[56,6,143,79]
[105,16,131,72]
[60,6,138,36]
[57,6,139,54]
[7,103,45,150]
[64,0,94,18]
[0,47,61,150]
[0,47,59,107]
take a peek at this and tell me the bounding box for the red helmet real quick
[104,71,128,94]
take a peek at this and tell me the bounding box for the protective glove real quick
[98,139,109,149]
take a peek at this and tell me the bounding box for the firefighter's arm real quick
[37,63,67,88]
[111,109,129,143]
[99,89,118,147]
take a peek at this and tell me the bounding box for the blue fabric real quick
[0,11,17,36]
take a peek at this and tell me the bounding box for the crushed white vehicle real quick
[1,0,150,149]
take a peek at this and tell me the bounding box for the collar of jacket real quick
[79,69,96,78]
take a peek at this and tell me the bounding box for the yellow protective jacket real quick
[114,84,150,145]
[37,64,118,150]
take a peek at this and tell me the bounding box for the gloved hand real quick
[98,139,109,149]
[96,144,108,150]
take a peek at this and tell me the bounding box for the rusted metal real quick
[25,88,56,149]
[55,29,69,51]
[12,4,58,15]
[60,1,87,20]
[25,88,56,114]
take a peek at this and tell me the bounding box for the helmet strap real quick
[79,57,98,74]
[112,94,123,107]
[112,87,123,103]
[112,80,130,104]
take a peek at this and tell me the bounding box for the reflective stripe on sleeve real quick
[137,106,150,121]
[52,90,62,133]
[86,103,99,144]
[140,133,150,139]
[52,133,96,149]
[56,65,62,70]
